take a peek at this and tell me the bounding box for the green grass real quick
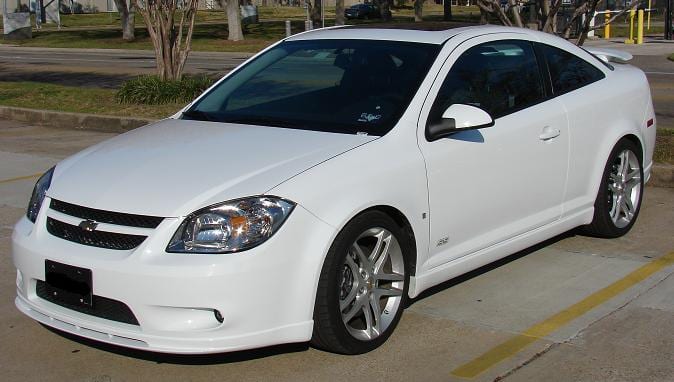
[0,81,181,119]
[6,22,285,52]
[654,128,674,164]
[668,53,674,62]
[2,5,481,53]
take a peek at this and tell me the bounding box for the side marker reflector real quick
[647,119,654,127]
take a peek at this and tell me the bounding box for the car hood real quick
[48,119,376,217]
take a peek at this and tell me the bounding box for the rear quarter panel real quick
[560,63,653,218]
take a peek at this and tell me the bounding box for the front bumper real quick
[12,200,335,354]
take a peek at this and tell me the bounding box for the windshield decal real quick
[358,113,382,123]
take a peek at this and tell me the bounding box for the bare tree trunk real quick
[443,0,453,21]
[138,0,199,80]
[114,0,136,41]
[227,0,244,40]
[539,0,549,18]
[576,0,600,45]
[479,6,488,24]
[541,0,563,32]
[476,0,512,26]
[508,0,523,27]
[310,0,321,26]
[562,1,588,38]
[414,0,423,22]
[335,0,345,25]
[380,0,392,21]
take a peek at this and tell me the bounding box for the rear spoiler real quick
[584,47,633,64]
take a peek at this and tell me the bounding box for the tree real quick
[226,0,244,41]
[414,0,423,22]
[216,0,244,41]
[335,0,345,26]
[310,0,322,27]
[137,0,199,80]
[380,0,392,22]
[443,0,453,21]
[475,0,643,45]
[113,0,136,41]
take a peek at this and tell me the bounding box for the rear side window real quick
[429,40,544,121]
[539,44,605,95]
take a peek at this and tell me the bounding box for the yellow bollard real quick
[637,9,644,44]
[625,8,636,44]
[604,12,610,39]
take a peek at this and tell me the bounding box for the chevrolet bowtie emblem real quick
[79,219,98,232]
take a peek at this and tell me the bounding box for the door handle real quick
[539,127,561,141]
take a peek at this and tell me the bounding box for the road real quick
[1,120,673,381]
[0,46,253,88]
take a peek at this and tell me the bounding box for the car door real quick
[416,35,570,270]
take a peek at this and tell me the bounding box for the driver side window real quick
[429,40,545,124]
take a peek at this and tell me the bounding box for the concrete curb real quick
[0,105,673,187]
[0,106,156,133]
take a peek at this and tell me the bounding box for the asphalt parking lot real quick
[1,120,673,382]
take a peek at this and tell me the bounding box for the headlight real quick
[167,196,295,254]
[26,167,55,223]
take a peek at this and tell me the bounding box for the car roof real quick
[286,25,535,45]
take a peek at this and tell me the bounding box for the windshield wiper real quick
[182,109,218,122]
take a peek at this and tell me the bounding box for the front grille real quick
[47,217,146,250]
[50,199,164,229]
[36,280,139,325]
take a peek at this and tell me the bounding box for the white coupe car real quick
[14,25,656,355]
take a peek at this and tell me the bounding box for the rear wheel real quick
[311,211,410,354]
[582,139,643,238]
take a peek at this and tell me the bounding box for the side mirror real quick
[426,104,494,142]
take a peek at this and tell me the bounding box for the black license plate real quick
[45,260,93,308]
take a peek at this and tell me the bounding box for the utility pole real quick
[666,0,673,40]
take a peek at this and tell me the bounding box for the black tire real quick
[581,139,644,238]
[311,211,411,354]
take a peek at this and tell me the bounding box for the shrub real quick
[116,75,215,105]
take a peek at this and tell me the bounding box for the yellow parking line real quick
[451,251,674,379]
[0,173,41,184]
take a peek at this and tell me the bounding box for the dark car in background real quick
[345,3,381,19]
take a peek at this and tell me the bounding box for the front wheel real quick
[582,139,644,238]
[311,211,410,354]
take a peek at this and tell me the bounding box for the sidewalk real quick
[584,37,674,56]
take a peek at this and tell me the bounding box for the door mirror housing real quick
[426,104,494,142]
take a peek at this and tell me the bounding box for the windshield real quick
[184,39,440,135]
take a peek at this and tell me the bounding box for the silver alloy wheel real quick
[608,149,642,228]
[338,227,405,341]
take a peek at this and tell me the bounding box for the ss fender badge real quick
[436,237,449,247]
[78,219,98,232]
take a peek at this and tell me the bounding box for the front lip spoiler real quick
[15,295,150,350]
[15,293,315,354]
